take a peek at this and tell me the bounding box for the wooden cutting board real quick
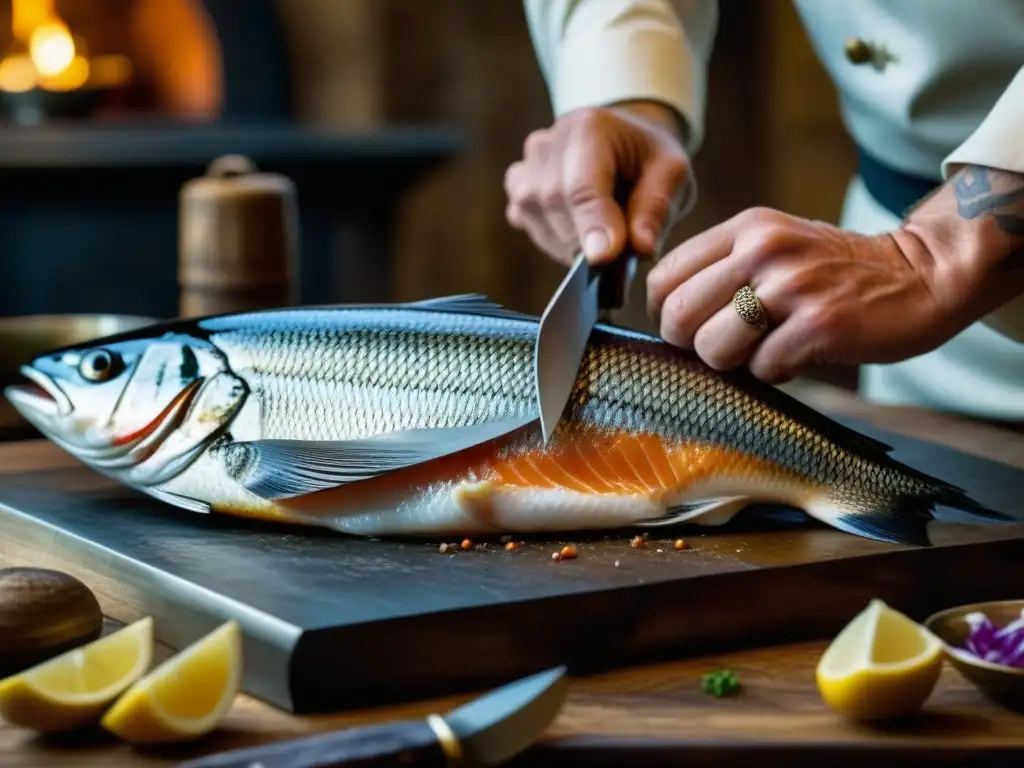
[0,416,1023,715]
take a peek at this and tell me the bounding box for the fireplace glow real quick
[0,0,132,94]
[31,22,76,77]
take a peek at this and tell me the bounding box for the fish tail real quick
[807,483,1013,548]
[812,491,935,547]
[931,485,1014,523]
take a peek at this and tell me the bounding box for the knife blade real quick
[175,666,568,768]
[534,252,599,446]
[534,183,640,445]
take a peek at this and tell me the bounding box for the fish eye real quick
[78,349,121,383]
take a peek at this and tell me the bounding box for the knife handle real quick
[597,181,640,311]
[597,254,635,311]
[176,717,456,768]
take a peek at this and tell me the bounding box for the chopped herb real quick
[701,669,740,697]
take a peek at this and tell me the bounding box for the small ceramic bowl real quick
[924,599,1024,711]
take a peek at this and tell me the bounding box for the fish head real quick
[4,331,234,473]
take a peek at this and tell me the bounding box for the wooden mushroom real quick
[0,567,104,678]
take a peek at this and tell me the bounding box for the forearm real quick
[900,165,1024,321]
[928,65,1024,340]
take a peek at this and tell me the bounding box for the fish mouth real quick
[4,366,72,420]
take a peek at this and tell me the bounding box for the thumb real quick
[626,153,690,254]
[561,129,627,265]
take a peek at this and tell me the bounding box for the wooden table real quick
[2,380,1024,767]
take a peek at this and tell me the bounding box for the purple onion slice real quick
[960,608,1024,669]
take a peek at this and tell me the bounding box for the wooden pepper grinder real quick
[178,154,299,317]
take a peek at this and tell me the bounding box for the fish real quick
[3,294,1010,547]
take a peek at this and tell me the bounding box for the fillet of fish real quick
[4,294,1009,546]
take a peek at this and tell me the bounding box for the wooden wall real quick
[275,0,858,386]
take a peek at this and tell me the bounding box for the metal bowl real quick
[924,599,1024,712]
[0,314,157,441]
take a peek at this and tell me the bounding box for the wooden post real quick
[177,154,299,317]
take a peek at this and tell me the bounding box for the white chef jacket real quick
[523,0,1024,420]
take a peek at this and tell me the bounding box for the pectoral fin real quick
[233,416,536,500]
[145,487,212,514]
[639,496,750,527]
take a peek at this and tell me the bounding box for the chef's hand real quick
[647,164,1024,383]
[504,101,691,266]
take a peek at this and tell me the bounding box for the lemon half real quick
[100,620,242,744]
[0,616,154,732]
[816,598,943,721]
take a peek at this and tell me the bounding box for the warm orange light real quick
[0,0,130,94]
[11,0,54,44]
[89,54,131,89]
[30,21,75,77]
[0,54,36,93]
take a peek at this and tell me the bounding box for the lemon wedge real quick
[816,598,944,721]
[100,620,242,744]
[0,616,153,732]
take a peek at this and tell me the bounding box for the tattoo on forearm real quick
[953,166,1024,269]
[954,165,1024,235]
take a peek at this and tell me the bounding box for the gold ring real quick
[732,285,768,331]
[426,713,464,763]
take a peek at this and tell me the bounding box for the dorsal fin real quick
[401,294,537,321]
[197,294,540,334]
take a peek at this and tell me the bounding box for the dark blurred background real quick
[0,0,858,388]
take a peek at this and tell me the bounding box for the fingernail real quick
[583,230,609,259]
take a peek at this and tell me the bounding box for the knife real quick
[534,182,641,445]
[175,666,568,768]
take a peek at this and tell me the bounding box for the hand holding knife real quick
[534,181,645,445]
[175,667,567,768]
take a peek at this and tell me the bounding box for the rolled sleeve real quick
[524,0,717,155]
[940,65,1024,343]
[942,65,1024,178]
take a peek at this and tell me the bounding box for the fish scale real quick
[208,317,537,443]
[568,336,920,494]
